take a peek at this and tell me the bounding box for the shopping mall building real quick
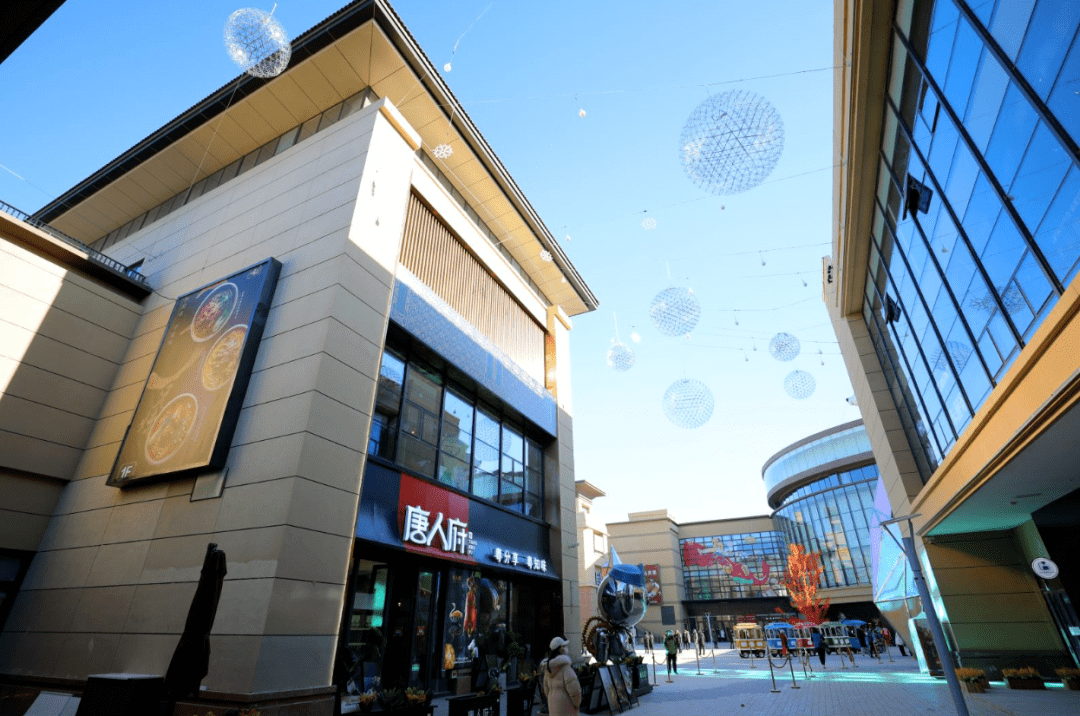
[607,421,883,641]
[830,0,1080,674]
[0,1,597,712]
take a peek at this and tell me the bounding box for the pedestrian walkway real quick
[623,648,1078,716]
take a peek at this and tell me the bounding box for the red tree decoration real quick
[782,544,830,624]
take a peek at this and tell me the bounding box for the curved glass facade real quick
[864,0,1080,482]
[762,423,872,499]
[772,465,879,589]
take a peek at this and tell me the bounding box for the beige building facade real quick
[830,0,1080,674]
[0,1,597,713]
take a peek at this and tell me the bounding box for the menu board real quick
[108,258,281,487]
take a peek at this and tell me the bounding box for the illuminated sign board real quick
[109,259,281,487]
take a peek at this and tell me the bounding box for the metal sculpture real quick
[662,378,714,429]
[768,332,800,362]
[583,548,647,664]
[649,287,701,337]
[224,7,291,79]
[783,370,816,400]
[679,90,784,195]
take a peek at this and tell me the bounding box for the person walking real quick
[683,629,691,652]
[813,630,827,667]
[895,632,908,657]
[541,636,581,716]
[663,630,679,676]
[674,629,683,652]
[695,629,704,655]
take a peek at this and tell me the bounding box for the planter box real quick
[447,692,500,716]
[505,684,535,716]
[1062,676,1080,691]
[1005,677,1046,690]
[961,681,986,694]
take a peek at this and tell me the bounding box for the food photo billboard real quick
[108,258,281,487]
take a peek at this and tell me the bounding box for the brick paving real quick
[443,647,1080,716]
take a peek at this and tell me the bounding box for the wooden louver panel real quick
[400,194,546,384]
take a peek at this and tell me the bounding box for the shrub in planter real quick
[955,668,988,693]
[1055,667,1080,691]
[1002,667,1045,690]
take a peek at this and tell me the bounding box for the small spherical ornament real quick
[642,217,657,230]
[224,8,291,79]
[443,62,452,72]
[630,331,641,343]
[649,287,701,337]
[784,370,816,400]
[539,249,553,263]
[768,332,801,362]
[662,379,714,429]
[433,143,454,160]
[679,90,784,195]
[579,108,587,118]
[606,342,635,372]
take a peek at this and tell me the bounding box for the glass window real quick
[438,390,473,492]
[984,83,1040,189]
[318,102,345,131]
[988,0,1036,61]
[297,114,321,143]
[963,50,1010,153]
[942,16,983,117]
[1017,0,1080,100]
[1008,121,1072,237]
[275,126,300,155]
[1034,165,1080,284]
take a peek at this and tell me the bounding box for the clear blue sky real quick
[0,0,857,524]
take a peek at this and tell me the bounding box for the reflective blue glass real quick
[987,0,1037,61]
[1034,165,1080,283]
[1017,0,1080,100]
[984,84,1040,188]
[1009,121,1073,237]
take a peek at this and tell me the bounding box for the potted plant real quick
[507,661,537,716]
[1002,667,1045,690]
[954,668,988,694]
[1055,667,1080,690]
[356,690,378,713]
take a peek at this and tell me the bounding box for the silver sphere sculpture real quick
[225,8,291,79]
[784,370,816,400]
[768,332,801,362]
[607,342,635,371]
[649,287,701,337]
[662,379,714,429]
[679,90,784,195]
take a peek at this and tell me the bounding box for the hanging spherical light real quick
[768,332,801,362]
[641,217,657,230]
[224,8,291,79]
[606,342,635,372]
[649,287,701,337]
[662,379,714,429]
[783,370,816,400]
[433,143,454,160]
[679,90,784,195]
[539,249,553,263]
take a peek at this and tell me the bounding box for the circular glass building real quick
[763,420,878,589]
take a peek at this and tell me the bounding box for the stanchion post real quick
[695,648,702,675]
[652,654,658,686]
[749,651,757,669]
[711,647,718,673]
[767,654,780,693]
[787,654,800,689]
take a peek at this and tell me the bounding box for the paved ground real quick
[432,647,1079,716]
[624,648,1079,716]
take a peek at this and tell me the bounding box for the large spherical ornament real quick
[607,342,635,371]
[679,90,784,195]
[662,379,714,429]
[768,332,801,362]
[649,287,701,337]
[784,370,816,400]
[224,8,292,79]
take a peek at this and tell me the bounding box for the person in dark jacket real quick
[663,630,678,675]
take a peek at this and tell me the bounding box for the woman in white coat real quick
[540,637,581,716]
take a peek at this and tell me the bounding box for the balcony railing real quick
[0,199,151,290]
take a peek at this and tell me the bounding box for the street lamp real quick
[878,514,969,716]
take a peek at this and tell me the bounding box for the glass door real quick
[410,569,444,691]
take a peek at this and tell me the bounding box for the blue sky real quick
[0,0,858,524]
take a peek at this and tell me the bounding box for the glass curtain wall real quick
[772,465,879,588]
[369,330,545,517]
[864,0,1080,482]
